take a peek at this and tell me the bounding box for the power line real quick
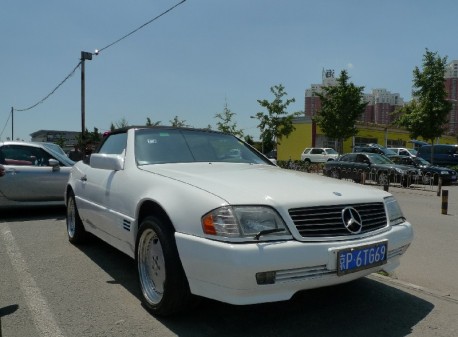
[14,61,81,112]
[95,0,187,54]
[9,0,187,140]
[0,110,12,139]
[12,0,187,114]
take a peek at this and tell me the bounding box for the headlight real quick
[384,196,405,226]
[202,206,291,241]
[440,171,449,175]
[394,168,404,174]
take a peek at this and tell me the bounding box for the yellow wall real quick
[278,121,457,161]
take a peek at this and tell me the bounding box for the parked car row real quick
[390,155,457,185]
[323,153,420,187]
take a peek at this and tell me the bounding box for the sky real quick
[2,0,458,141]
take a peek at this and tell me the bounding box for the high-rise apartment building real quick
[445,60,458,135]
[304,69,404,125]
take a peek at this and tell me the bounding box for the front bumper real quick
[175,222,413,305]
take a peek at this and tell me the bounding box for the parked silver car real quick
[0,141,74,208]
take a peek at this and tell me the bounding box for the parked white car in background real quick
[66,127,413,316]
[301,147,339,163]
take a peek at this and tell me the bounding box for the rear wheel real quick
[66,191,88,244]
[136,216,191,316]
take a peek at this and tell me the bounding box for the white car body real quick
[301,147,339,163]
[66,127,413,315]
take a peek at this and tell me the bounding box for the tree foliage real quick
[314,70,367,153]
[394,49,451,144]
[215,101,244,138]
[110,118,129,131]
[169,116,189,127]
[146,117,161,126]
[252,84,299,153]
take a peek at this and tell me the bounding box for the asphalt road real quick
[1,184,458,337]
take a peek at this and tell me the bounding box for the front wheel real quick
[377,172,389,186]
[136,216,191,316]
[66,191,88,244]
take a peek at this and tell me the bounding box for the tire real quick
[66,191,88,244]
[377,172,389,186]
[136,216,191,316]
[401,177,409,188]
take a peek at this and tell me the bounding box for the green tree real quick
[215,101,244,138]
[394,49,451,163]
[54,134,66,149]
[169,116,189,127]
[314,70,368,153]
[252,84,299,153]
[146,117,161,126]
[110,118,129,131]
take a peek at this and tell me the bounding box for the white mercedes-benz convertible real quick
[65,126,413,316]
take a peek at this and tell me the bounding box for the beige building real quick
[30,130,80,152]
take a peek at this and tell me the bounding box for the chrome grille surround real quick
[289,202,387,238]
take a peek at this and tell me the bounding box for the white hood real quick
[140,163,389,207]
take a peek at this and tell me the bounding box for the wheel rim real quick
[138,228,166,305]
[67,197,76,238]
[331,169,339,179]
[379,173,388,186]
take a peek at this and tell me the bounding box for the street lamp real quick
[81,51,93,144]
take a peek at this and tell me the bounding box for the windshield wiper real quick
[254,228,286,240]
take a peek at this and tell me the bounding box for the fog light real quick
[256,271,276,285]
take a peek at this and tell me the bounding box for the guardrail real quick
[279,160,454,193]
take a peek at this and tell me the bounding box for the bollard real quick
[437,177,442,196]
[361,171,366,184]
[383,182,389,192]
[441,189,449,215]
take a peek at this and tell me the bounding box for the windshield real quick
[413,157,430,165]
[135,128,273,165]
[383,148,397,155]
[325,148,338,154]
[367,153,394,164]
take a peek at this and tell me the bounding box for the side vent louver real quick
[123,219,131,231]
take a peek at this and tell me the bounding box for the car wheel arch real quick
[137,200,174,233]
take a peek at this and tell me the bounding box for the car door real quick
[0,144,69,202]
[75,132,129,242]
[310,148,324,162]
[336,154,356,179]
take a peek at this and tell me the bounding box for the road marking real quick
[0,223,65,337]
[369,273,458,304]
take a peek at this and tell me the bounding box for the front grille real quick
[289,202,387,238]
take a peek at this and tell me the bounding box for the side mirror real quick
[49,158,60,172]
[90,153,124,171]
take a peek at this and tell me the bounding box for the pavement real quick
[375,183,458,300]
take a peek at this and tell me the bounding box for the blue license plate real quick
[337,241,387,276]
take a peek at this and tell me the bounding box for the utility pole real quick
[80,51,93,145]
[11,107,13,140]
